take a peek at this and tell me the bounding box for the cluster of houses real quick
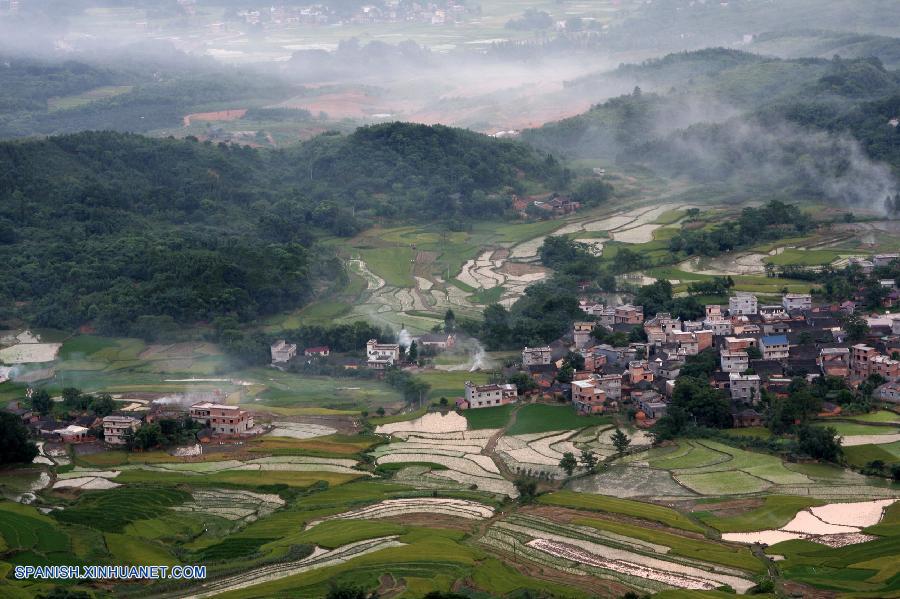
[9,396,255,448]
[457,290,900,429]
[512,193,581,218]
[228,1,471,27]
[270,333,457,372]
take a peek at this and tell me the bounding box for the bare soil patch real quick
[183,109,247,127]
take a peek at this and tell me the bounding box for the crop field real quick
[507,404,612,435]
[47,85,133,111]
[537,491,705,533]
[694,495,825,533]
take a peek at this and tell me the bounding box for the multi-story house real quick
[463,381,517,409]
[628,360,654,383]
[760,335,790,360]
[574,322,594,349]
[270,339,298,363]
[644,313,681,345]
[593,373,623,401]
[571,380,606,414]
[190,403,254,435]
[782,293,812,311]
[367,339,401,369]
[704,317,733,336]
[818,347,850,377]
[721,350,749,373]
[103,415,141,445]
[615,304,644,325]
[729,373,761,403]
[522,346,552,367]
[729,292,758,316]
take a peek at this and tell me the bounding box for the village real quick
[9,278,900,462]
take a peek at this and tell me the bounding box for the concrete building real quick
[573,322,594,349]
[729,373,761,403]
[628,360,654,383]
[593,373,622,401]
[190,402,254,435]
[704,317,733,336]
[522,346,552,367]
[52,425,91,444]
[782,293,812,311]
[615,304,644,325]
[818,347,850,377]
[721,350,749,373]
[463,381,517,409]
[103,415,141,445]
[729,292,758,316]
[418,333,456,350]
[571,380,606,414]
[644,313,681,345]
[270,339,297,363]
[873,253,900,267]
[366,339,401,369]
[760,335,790,360]
[874,382,900,403]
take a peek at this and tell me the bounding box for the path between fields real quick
[482,403,524,482]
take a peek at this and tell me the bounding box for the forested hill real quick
[0,123,566,333]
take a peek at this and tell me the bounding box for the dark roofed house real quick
[418,333,456,350]
[750,359,784,380]
[732,408,763,428]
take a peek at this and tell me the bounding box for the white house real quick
[720,350,749,373]
[729,292,758,316]
[782,293,812,311]
[729,373,761,403]
[522,346,552,367]
[270,340,298,363]
[103,415,141,445]
[463,381,516,409]
[366,339,401,369]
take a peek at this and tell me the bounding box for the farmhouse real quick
[270,339,298,363]
[462,381,517,409]
[190,402,254,435]
[571,379,606,414]
[52,425,91,444]
[304,346,331,357]
[417,333,456,350]
[366,339,401,369]
[103,415,141,445]
[522,346,552,367]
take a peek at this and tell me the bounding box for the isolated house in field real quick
[270,339,298,363]
[461,381,516,409]
[303,346,330,357]
[417,333,456,350]
[103,415,141,445]
[189,402,254,435]
[522,346,552,367]
[366,339,400,370]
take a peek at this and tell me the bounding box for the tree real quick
[579,449,599,474]
[129,423,163,451]
[514,478,538,502]
[842,312,870,341]
[407,341,418,363]
[443,309,456,332]
[796,425,842,462]
[90,393,116,417]
[508,372,537,394]
[746,346,762,360]
[30,389,52,415]
[891,464,900,482]
[563,351,585,372]
[375,407,385,417]
[0,412,38,465]
[559,452,578,476]
[670,376,732,428]
[611,428,631,455]
[326,583,377,599]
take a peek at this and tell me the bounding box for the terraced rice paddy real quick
[482,514,755,594]
[722,499,897,548]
